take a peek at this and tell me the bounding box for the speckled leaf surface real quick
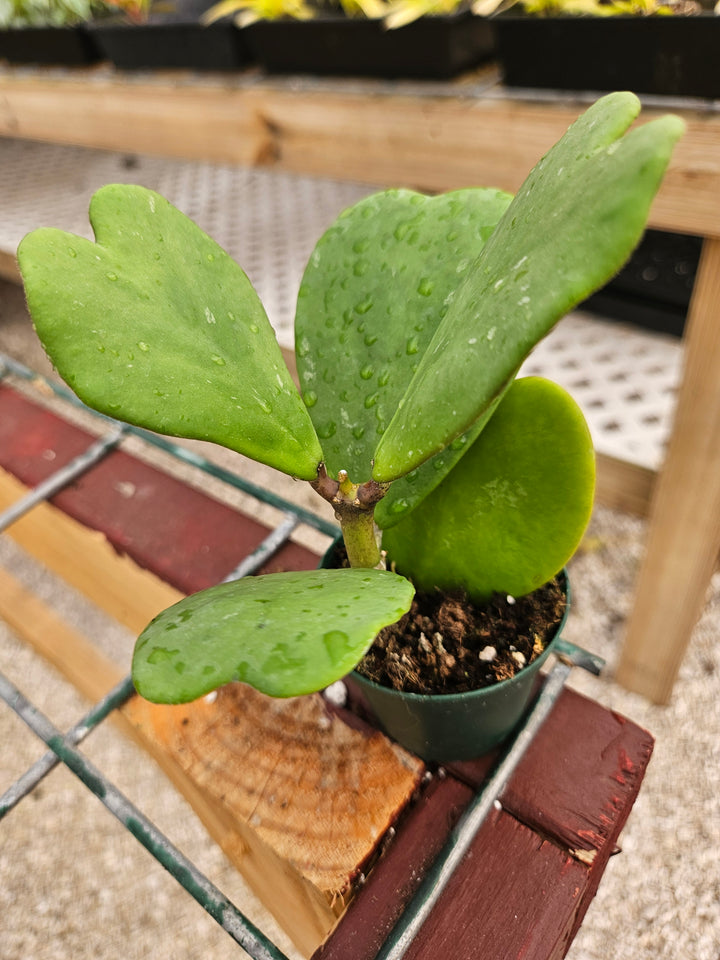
[132,568,415,703]
[295,187,512,491]
[18,184,323,480]
[372,92,685,482]
[381,377,595,602]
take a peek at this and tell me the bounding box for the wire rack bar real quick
[0,354,606,959]
[0,670,292,960]
[376,637,604,960]
[0,352,338,538]
[222,514,302,582]
[0,369,312,951]
[0,675,136,820]
[0,423,128,534]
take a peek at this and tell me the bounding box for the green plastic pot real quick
[321,537,570,762]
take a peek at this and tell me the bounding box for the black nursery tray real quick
[245,10,495,79]
[495,13,720,99]
[88,16,253,71]
[583,228,701,338]
[0,25,101,65]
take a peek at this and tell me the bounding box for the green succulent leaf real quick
[18,184,323,480]
[375,396,502,529]
[132,568,415,703]
[372,92,685,482]
[295,187,513,493]
[381,377,595,602]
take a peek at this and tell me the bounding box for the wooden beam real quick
[0,249,20,284]
[617,236,720,702]
[0,69,718,238]
[0,567,372,955]
[0,489,424,956]
[0,467,184,634]
[593,452,656,517]
[0,391,424,956]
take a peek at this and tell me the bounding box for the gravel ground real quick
[1,279,718,960]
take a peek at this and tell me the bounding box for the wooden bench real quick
[0,374,654,960]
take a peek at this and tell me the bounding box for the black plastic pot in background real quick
[87,8,252,71]
[0,25,101,65]
[583,229,701,338]
[495,14,720,99]
[245,10,495,79]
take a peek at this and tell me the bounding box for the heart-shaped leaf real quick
[295,187,512,491]
[372,92,684,482]
[381,377,595,602]
[132,568,415,702]
[18,184,323,480]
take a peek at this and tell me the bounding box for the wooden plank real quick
[0,385,318,593]
[448,686,653,857]
[593,452,656,517]
[312,775,474,960]
[0,566,425,956]
[401,809,590,960]
[0,248,20,283]
[0,384,427,956]
[0,564,125,698]
[0,70,718,238]
[617,236,720,702]
[0,68,269,166]
[317,684,654,960]
[0,467,184,634]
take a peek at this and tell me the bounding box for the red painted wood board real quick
[0,384,319,592]
[313,686,653,960]
[0,382,655,960]
[314,775,474,960]
[402,809,590,960]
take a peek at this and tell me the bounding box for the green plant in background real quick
[0,0,153,26]
[202,0,315,26]
[475,0,710,16]
[382,0,462,28]
[18,93,682,706]
[100,0,153,21]
[203,0,387,27]
[0,0,98,26]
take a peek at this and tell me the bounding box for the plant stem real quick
[340,506,383,569]
[311,465,389,569]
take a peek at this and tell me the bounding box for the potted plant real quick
[17,92,682,762]
[203,0,495,79]
[490,0,720,99]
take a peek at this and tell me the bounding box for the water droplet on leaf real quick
[317,421,337,439]
[323,630,351,662]
[355,298,373,315]
[147,646,179,664]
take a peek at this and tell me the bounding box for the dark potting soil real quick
[356,577,567,696]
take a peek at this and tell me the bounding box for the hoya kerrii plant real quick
[18,92,683,708]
